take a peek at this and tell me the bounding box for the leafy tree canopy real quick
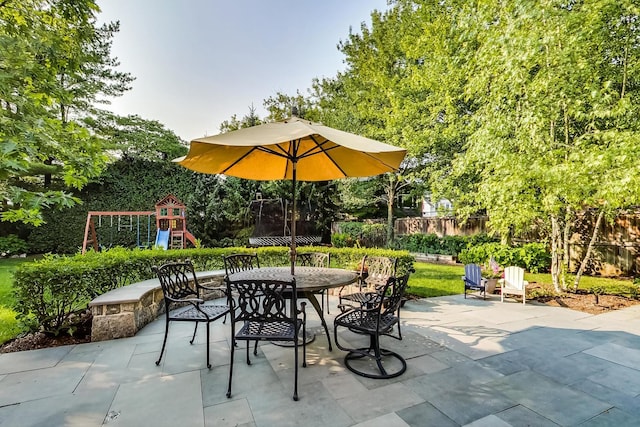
[0,0,133,225]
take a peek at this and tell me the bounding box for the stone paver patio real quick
[1,294,639,426]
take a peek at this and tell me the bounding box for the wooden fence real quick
[394,216,488,237]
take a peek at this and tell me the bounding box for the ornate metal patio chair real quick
[339,255,397,308]
[223,252,260,349]
[225,277,307,401]
[333,271,412,379]
[463,263,487,299]
[338,255,402,335]
[500,266,528,304]
[296,252,331,313]
[223,253,260,275]
[153,260,230,369]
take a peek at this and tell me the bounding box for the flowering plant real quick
[482,257,503,279]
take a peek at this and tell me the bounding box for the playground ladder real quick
[83,219,100,253]
[171,231,184,249]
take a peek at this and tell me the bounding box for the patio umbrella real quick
[175,116,407,274]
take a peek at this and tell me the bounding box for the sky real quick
[97,0,390,141]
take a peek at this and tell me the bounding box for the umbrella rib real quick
[258,145,291,159]
[301,135,348,177]
[221,146,290,174]
[221,147,261,174]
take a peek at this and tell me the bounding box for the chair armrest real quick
[167,296,204,305]
[197,283,228,295]
[337,303,358,312]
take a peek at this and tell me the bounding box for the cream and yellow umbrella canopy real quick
[175,117,407,273]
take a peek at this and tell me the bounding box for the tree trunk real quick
[550,214,562,293]
[386,175,395,247]
[573,210,605,291]
[563,206,572,271]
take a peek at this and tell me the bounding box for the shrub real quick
[394,233,497,256]
[333,222,387,248]
[0,235,29,256]
[458,242,550,273]
[13,246,414,335]
[360,223,387,247]
[331,233,355,248]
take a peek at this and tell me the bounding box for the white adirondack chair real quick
[500,266,528,305]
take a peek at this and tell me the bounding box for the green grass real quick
[525,272,637,297]
[407,262,638,299]
[408,262,465,298]
[0,258,32,344]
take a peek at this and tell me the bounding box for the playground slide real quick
[185,231,198,248]
[155,229,170,250]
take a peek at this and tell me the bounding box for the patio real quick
[1,294,639,426]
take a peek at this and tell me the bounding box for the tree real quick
[453,0,640,290]
[219,104,264,133]
[0,0,132,226]
[313,5,428,244]
[86,113,187,162]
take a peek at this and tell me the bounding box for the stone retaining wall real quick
[89,270,226,342]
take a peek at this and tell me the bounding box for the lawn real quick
[408,262,465,298]
[0,258,30,344]
[407,261,638,299]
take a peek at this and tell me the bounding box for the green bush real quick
[360,223,386,247]
[0,235,29,256]
[331,233,355,248]
[13,246,414,335]
[458,242,550,273]
[394,233,498,256]
[333,222,387,248]
[338,222,364,237]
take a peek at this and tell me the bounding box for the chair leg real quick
[227,337,235,398]
[293,335,299,401]
[246,341,251,365]
[205,322,211,369]
[156,317,170,366]
[302,325,307,368]
[190,322,198,344]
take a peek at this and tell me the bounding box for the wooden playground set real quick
[81,194,197,254]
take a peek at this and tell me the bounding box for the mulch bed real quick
[534,292,640,314]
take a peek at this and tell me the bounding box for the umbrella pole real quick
[290,161,297,275]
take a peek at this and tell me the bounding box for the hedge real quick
[13,246,414,335]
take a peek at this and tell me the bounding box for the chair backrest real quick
[153,260,197,302]
[226,278,297,325]
[464,263,483,286]
[362,255,397,288]
[503,266,525,290]
[296,252,330,268]
[224,253,260,275]
[379,272,411,318]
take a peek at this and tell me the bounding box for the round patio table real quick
[227,266,358,351]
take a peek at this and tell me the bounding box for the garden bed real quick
[534,291,640,314]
